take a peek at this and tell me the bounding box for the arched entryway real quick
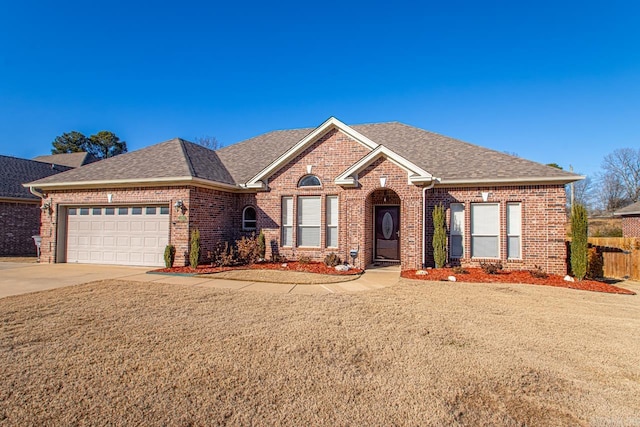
[366,188,401,265]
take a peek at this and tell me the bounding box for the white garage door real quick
[66,205,170,266]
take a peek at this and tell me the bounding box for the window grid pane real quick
[326,196,338,248]
[507,203,522,259]
[450,203,464,258]
[282,197,293,246]
[298,196,321,247]
[471,203,499,258]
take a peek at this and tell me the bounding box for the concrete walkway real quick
[0,263,401,298]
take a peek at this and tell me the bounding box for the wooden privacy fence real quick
[588,238,640,281]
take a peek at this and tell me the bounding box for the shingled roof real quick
[216,121,580,185]
[32,152,99,168]
[27,119,581,189]
[614,201,640,216]
[27,138,235,188]
[0,155,72,200]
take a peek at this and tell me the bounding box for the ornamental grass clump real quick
[570,204,588,281]
[432,204,447,268]
[189,229,200,269]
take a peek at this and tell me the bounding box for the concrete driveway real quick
[0,263,151,298]
[0,262,399,298]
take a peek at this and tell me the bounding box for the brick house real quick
[0,155,73,256]
[614,201,640,237]
[26,117,581,274]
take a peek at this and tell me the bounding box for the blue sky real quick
[1,0,638,179]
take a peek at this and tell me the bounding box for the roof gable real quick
[32,152,99,168]
[243,117,378,188]
[335,145,436,187]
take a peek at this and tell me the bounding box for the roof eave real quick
[436,175,585,187]
[24,176,246,192]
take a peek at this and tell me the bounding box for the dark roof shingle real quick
[32,152,99,168]
[0,155,72,200]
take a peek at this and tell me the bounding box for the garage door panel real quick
[66,205,169,267]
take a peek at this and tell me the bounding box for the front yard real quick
[1,279,639,425]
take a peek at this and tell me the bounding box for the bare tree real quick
[601,148,640,203]
[595,172,630,213]
[193,135,219,150]
[573,175,594,211]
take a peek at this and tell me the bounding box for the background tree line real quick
[568,147,640,215]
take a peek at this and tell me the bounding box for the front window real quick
[326,196,338,248]
[281,197,293,246]
[471,203,499,258]
[507,203,522,259]
[450,203,464,258]
[297,196,321,247]
[243,206,257,230]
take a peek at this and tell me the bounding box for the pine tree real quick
[570,204,588,280]
[432,204,447,268]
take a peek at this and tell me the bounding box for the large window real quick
[242,206,257,230]
[450,203,464,258]
[282,197,293,246]
[297,196,321,247]
[326,196,338,248]
[507,203,522,259]
[471,203,499,258]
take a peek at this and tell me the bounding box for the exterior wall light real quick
[41,200,52,215]
[174,200,186,213]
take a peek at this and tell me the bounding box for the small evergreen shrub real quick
[163,245,175,268]
[257,230,266,259]
[570,204,588,280]
[587,247,604,279]
[432,204,447,268]
[189,229,200,269]
[480,261,503,274]
[324,252,342,267]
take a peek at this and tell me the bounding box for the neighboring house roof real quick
[0,155,72,200]
[614,201,640,216]
[26,138,236,189]
[26,117,582,190]
[32,152,99,168]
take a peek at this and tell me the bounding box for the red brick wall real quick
[0,200,41,256]
[424,185,568,275]
[622,216,640,237]
[39,187,192,265]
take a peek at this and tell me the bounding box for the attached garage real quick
[65,205,170,266]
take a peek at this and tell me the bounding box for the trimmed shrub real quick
[324,252,342,267]
[257,230,266,259]
[530,265,548,279]
[164,245,175,268]
[570,204,588,280]
[189,229,200,269]
[432,204,447,268]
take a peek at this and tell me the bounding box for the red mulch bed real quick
[152,261,363,276]
[401,268,635,295]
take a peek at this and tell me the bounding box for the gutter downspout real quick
[29,186,45,200]
[422,179,439,268]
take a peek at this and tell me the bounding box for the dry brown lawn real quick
[1,278,639,426]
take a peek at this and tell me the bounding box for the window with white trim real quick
[298,175,321,187]
[450,203,464,258]
[297,196,321,247]
[326,196,338,248]
[242,206,257,230]
[507,203,522,259]
[281,197,293,246]
[471,203,499,258]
